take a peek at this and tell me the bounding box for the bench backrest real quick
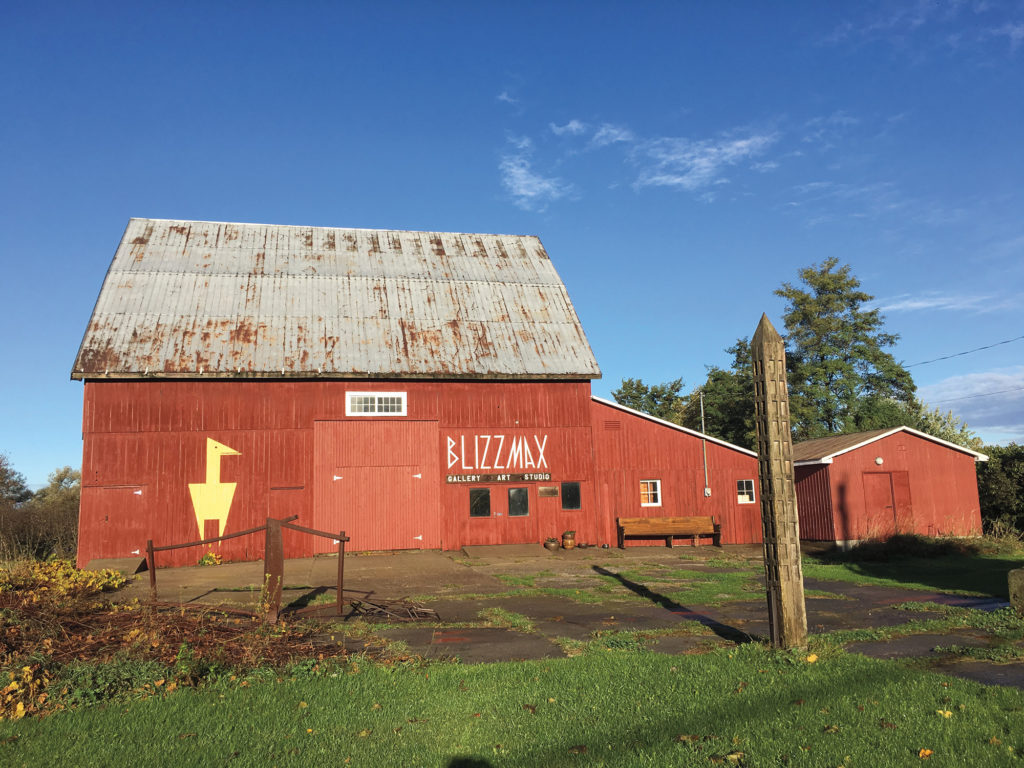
[617,516,718,534]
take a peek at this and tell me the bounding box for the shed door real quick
[314,421,440,552]
[861,472,897,539]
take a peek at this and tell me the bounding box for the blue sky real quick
[1,1,1022,486]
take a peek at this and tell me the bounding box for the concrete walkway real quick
[107,544,1023,688]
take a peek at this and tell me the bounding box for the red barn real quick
[72,218,760,567]
[793,427,987,546]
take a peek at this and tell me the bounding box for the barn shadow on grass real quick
[592,566,756,644]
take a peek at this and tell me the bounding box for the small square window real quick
[469,488,491,517]
[737,479,756,504]
[561,481,581,510]
[508,487,529,517]
[346,391,407,417]
[640,479,661,507]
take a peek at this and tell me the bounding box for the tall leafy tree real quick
[976,443,1024,533]
[611,377,686,424]
[775,257,915,439]
[680,338,756,449]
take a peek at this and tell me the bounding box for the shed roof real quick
[72,219,601,381]
[793,426,987,465]
[591,396,758,457]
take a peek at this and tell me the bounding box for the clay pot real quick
[544,538,560,552]
[561,530,576,550]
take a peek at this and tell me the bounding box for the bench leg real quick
[617,529,625,549]
[666,536,674,548]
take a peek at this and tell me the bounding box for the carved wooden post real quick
[263,518,284,624]
[752,314,808,648]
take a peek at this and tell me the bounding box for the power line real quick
[927,385,1024,405]
[906,334,1024,368]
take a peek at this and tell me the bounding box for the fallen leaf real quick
[823,725,839,734]
[990,737,1002,745]
[791,699,804,706]
[806,654,818,663]
[568,745,587,754]
[358,729,372,738]
[674,734,700,743]
[879,720,897,730]
[919,748,934,759]
[523,704,536,714]
[178,733,196,740]
[299,701,308,709]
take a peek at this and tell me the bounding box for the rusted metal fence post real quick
[336,531,347,616]
[752,314,808,649]
[146,539,157,601]
[263,517,284,624]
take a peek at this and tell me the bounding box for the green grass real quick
[801,553,1020,598]
[479,608,536,633]
[3,646,1023,766]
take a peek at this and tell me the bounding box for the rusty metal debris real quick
[346,598,439,622]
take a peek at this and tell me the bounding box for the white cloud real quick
[550,119,587,136]
[590,123,634,148]
[751,160,780,173]
[989,22,1024,50]
[876,291,1016,313]
[634,132,778,191]
[918,366,1024,438]
[497,90,518,105]
[877,293,992,312]
[499,137,573,211]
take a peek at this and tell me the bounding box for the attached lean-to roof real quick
[792,426,988,465]
[72,219,601,381]
[591,396,758,457]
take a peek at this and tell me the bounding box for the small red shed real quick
[793,427,987,546]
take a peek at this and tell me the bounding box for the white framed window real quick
[345,391,407,417]
[640,479,661,507]
[737,479,756,504]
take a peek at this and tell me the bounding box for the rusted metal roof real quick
[793,427,987,464]
[72,219,602,381]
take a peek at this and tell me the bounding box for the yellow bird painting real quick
[188,438,241,538]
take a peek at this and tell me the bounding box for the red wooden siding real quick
[78,379,597,566]
[794,432,983,544]
[794,465,834,541]
[590,401,763,546]
[313,420,440,553]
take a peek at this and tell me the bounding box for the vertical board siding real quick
[590,401,763,546]
[794,465,834,541]
[78,379,597,565]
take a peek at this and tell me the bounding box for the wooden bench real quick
[616,516,722,548]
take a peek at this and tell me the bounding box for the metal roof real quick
[72,219,601,381]
[793,427,988,465]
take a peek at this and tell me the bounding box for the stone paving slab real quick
[935,660,1024,688]
[424,628,563,663]
[846,632,992,660]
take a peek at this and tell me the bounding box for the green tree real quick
[611,377,686,424]
[775,257,915,439]
[1,466,80,560]
[0,453,32,505]
[976,443,1024,534]
[849,396,983,451]
[680,338,756,449]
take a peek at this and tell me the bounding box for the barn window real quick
[345,391,407,416]
[508,487,529,517]
[561,481,581,510]
[469,488,491,517]
[737,479,756,504]
[640,479,661,507]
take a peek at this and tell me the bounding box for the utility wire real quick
[906,333,1024,367]
[928,385,1024,405]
